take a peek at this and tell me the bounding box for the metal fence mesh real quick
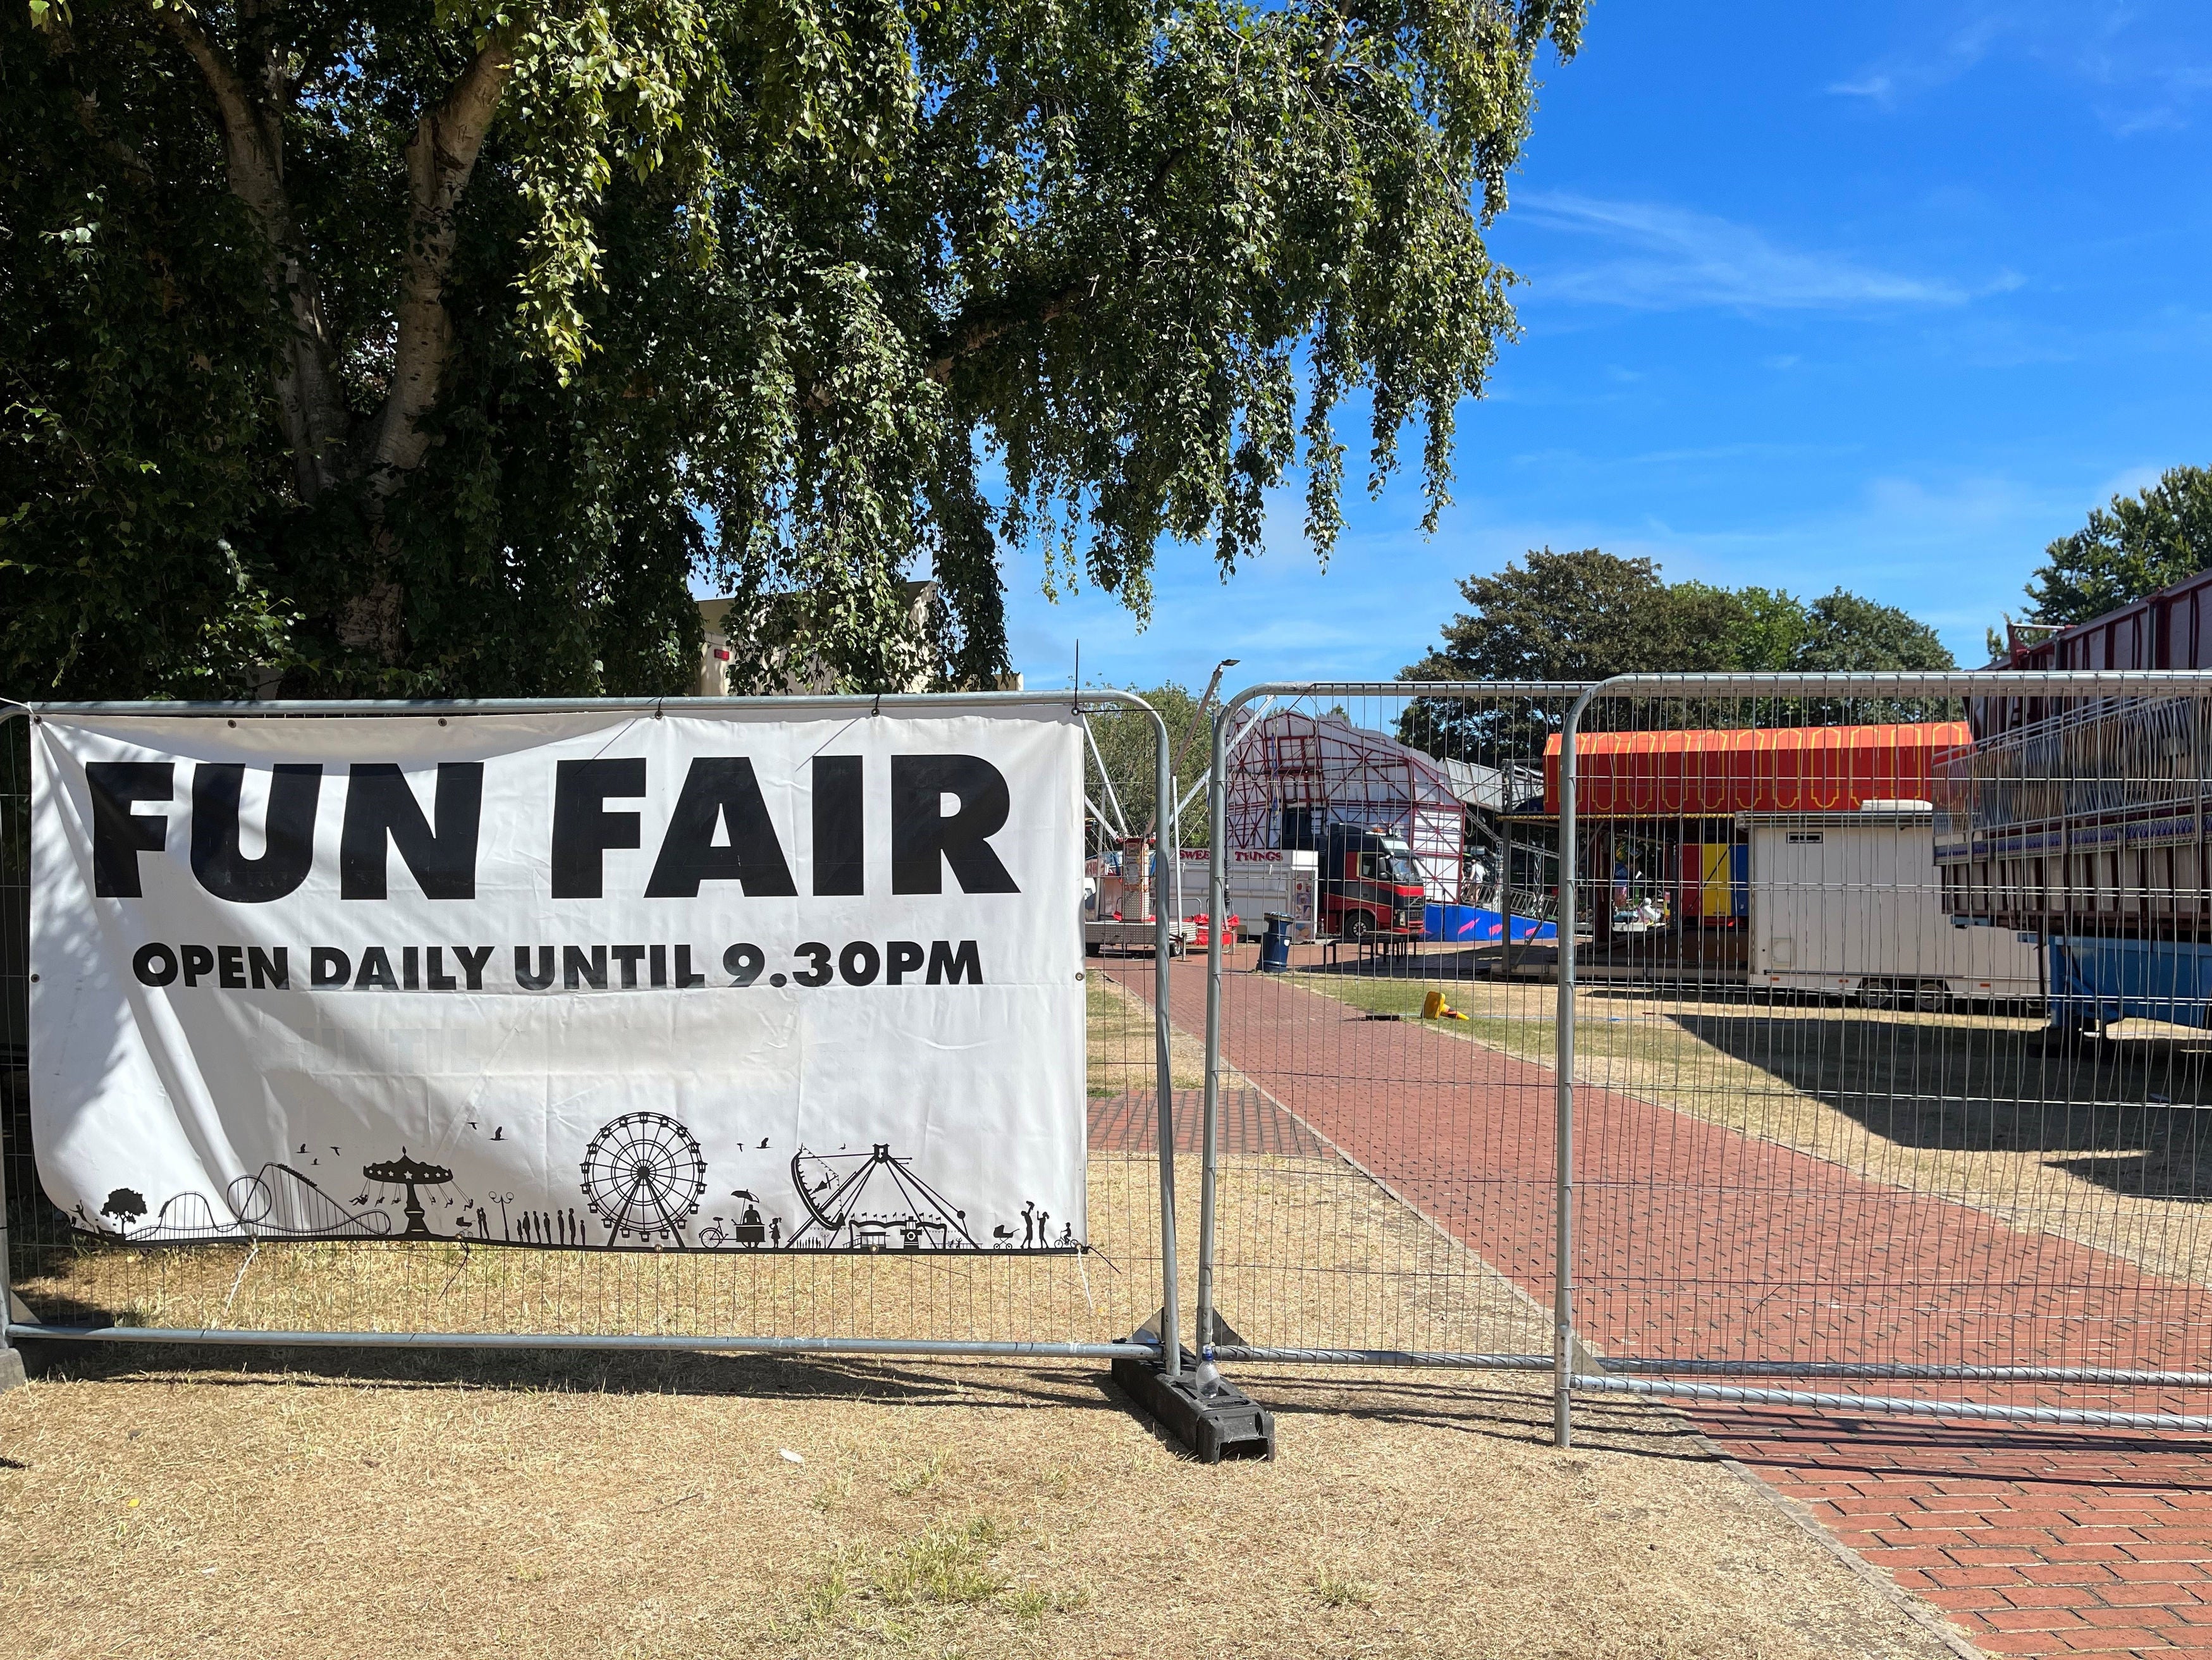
[1189,675,2212,1433]
[1556,681,2212,1428]
[1190,688,1581,1363]
[0,701,1170,1355]
[18,674,2212,1431]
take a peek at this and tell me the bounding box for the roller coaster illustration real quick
[99,1163,396,1243]
[789,1145,979,1251]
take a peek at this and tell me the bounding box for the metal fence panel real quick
[1198,673,2212,1444]
[1185,686,1587,1373]
[1,694,1181,1367]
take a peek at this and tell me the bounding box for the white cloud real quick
[1829,73,1895,102]
[1828,14,2003,106]
[1829,4,2212,135]
[2090,463,2172,505]
[1515,194,1977,313]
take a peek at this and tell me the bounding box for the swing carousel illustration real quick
[579,1111,710,1246]
[789,1144,980,1251]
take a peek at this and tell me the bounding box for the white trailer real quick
[1081,849,1195,955]
[1744,808,2042,1004]
[1176,847,1320,942]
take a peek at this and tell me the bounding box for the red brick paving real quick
[1088,1086,1325,1157]
[1105,952,2212,1660]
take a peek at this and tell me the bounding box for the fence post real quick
[1146,701,1181,1379]
[1554,686,1596,1449]
[0,708,23,1372]
[1196,702,1229,1366]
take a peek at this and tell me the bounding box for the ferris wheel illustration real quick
[579,1112,710,1246]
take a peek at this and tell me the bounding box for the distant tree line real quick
[1401,548,1955,685]
[1389,548,1956,750]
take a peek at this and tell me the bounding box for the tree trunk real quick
[164,13,513,670]
[160,8,350,503]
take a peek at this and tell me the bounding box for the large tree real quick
[2015,464,2212,633]
[3,0,1584,699]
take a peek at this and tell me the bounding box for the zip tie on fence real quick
[220,1239,260,1317]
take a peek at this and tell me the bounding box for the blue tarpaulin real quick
[1423,902,1558,945]
[2050,935,2209,1029]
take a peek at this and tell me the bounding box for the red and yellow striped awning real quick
[1541,722,1970,818]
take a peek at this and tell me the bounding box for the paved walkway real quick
[1088,1086,1327,1157]
[1103,956,2212,1659]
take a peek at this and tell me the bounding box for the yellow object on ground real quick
[1419,990,1469,1021]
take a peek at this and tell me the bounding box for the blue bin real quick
[1259,912,1293,973]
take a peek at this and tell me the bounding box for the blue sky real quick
[1000,0,2212,695]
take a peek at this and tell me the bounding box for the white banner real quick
[28,704,1085,1255]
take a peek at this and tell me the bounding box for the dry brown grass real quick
[0,947,1965,1658]
[1204,1152,1550,1356]
[13,1156,1171,1347]
[1087,969,1209,1094]
[0,1351,1957,1660]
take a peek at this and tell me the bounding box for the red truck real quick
[1309,823,1428,939]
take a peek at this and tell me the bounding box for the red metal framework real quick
[1979,567,2212,742]
[1221,709,1468,899]
[1947,570,2212,933]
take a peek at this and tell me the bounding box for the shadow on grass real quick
[22,1337,2141,1480]
[13,1338,1128,1411]
[1667,1005,2212,1202]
